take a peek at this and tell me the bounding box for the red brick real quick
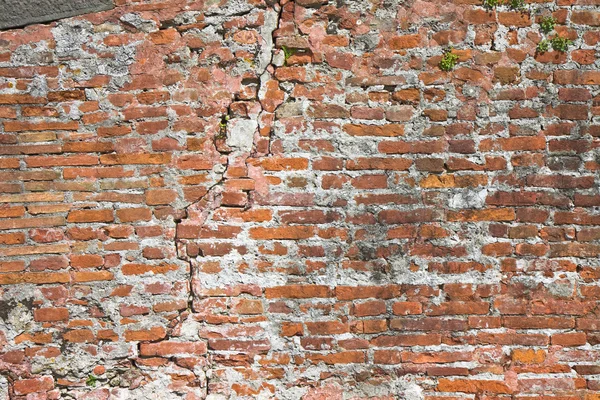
[437,379,512,394]
[117,207,152,222]
[265,285,331,299]
[389,34,422,49]
[353,300,387,316]
[124,327,167,342]
[63,329,95,343]
[72,271,114,282]
[140,341,207,356]
[379,140,446,154]
[100,153,171,165]
[378,209,436,224]
[249,226,314,240]
[344,124,404,137]
[0,272,70,285]
[346,157,412,170]
[498,136,545,151]
[306,351,366,364]
[67,209,114,223]
[34,307,69,322]
[336,285,401,300]
[551,332,587,346]
[464,9,497,24]
[392,302,422,315]
[251,158,309,171]
[13,377,54,395]
[371,334,441,347]
[498,12,531,27]
[306,320,348,334]
[447,209,515,222]
[145,189,177,205]
[4,120,78,132]
[70,254,103,268]
[25,155,98,167]
[0,94,46,104]
[572,10,600,25]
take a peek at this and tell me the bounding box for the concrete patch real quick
[226,118,258,152]
[0,0,114,30]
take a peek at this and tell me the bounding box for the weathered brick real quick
[0,1,598,398]
[249,226,314,240]
[140,341,207,356]
[33,307,69,322]
[437,379,512,394]
[67,209,114,223]
[343,124,404,137]
[4,120,78,132]
[265,285,331,299]
[124,327,167,342]
[13,377,54,395]
[388,34,422,49]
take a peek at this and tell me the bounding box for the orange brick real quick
[67,209,114,223]
[34,307,69,322]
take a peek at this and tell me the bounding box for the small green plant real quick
[439,49,460,71]
[508,0,526,10]
[536,39,549,53]
[86,374,97,387]
[482,0,529,10]
[483,0,500,10]
[281,45,296,65]
[217,115,229,138]
[550,35,572,52]
[539,16,557,34]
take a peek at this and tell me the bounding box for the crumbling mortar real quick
[155,3,286,394]
[3,0,600,397]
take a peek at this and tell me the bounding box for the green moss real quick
[439,50,460,72]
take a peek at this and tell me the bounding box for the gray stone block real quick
[0,0,114,30]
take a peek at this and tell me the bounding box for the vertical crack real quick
[173,0,283,294]
[168,2,284,395]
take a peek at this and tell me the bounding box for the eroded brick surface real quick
[1,0,600,398]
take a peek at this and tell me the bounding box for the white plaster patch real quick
[226,118,257,152]
[449,188,488,209]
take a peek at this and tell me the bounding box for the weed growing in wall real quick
[281,45,296,65]
[507,0,526,11]
[483,0,499,9]
[539,16,557,34]
[482,0,527,10]
[551,35,572,52]
[535,13,571,56]
[536,39,549,53]
[217,115,229,138]
[86,375,97,387]
[439,50,460,71]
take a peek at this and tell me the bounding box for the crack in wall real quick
[170,2,284,395]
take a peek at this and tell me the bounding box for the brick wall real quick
[1,0,600,398]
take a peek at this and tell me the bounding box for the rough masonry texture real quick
[1,0,600,398]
